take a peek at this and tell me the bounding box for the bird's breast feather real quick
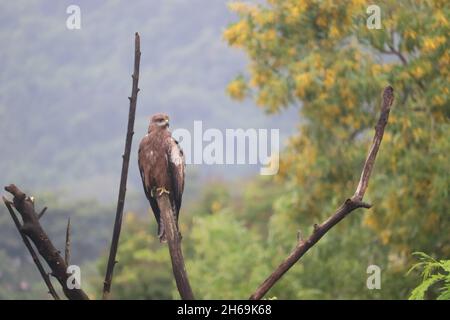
[170,140,184,166]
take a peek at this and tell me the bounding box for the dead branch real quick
[249,86,394,300]
[3,196,60,300]
[65,217,71,266]
[157,194,195,300]
[102,32,141,299]
[3,185,89,300]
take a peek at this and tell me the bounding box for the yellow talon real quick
[156,187,170,196]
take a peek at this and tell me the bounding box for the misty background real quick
[0,0,297,201]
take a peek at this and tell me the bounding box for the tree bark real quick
[157,194,195,300]
[102,32,141,299]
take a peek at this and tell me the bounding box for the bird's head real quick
[149,113,170,131]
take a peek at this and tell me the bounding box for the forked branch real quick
[3,185,89,300]
[249,86,394,300]
[3,196,60,300]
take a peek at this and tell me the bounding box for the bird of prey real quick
[138,113,185,242]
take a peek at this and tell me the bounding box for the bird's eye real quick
[156,119,167,126]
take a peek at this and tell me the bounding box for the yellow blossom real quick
[295,73,312,97]
[329,25,340,38]
[285,1,308,24]
[371,64,382,76]
[227,78,247,100]
[323,69,336,88]
[432,95,445,106]
[254,11,276,25]
[227,2,255,15]
[435,10,448,26]
[316,15,328,28]
[404,30,417,40]
[250,71,268,87]
[423,36,446,53]
[256,90,270,107]
[223,20,250,47]
[263,29,277,42]
[411,66,425,78]
[328,104,340,117]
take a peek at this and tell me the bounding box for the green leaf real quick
[409,274,445,300]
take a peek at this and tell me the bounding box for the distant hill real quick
[0,1,297,203]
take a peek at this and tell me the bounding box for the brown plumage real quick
[138,113,185,242]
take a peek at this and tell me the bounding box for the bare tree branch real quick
[102,32,141,300]
[249,86,394,300]
[353,86,394,201]
[3,196,60,300]
[157,194,195,300]
[3,186,89,300]
[386,45,408,66]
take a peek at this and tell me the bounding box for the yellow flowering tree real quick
[224,0,449,298]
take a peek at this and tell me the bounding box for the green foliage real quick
[194,181,231,216]
[185,210,270,299]
[408,252,450,300]
[0,250,49,299]
[105,177,418,299]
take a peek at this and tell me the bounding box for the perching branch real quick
[157,194,195,300]
[3,185,89,300]
[102,32,141,300]
[249,86,394,300]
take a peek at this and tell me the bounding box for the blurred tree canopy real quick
[221,0,449,298]
[96,213,174,299]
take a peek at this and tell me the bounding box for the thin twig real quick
[65,217,71,266]
[249,86,394,300]
[379,43,426,91]
[102,32,141,299]
[386,45,408,65]
[157,194,195,300]
[3,196,60,300]
[38,207,47,219]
